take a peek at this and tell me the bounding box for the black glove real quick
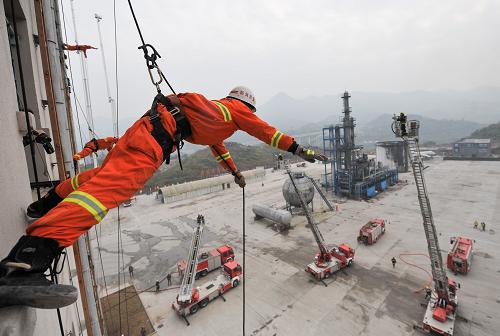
[234,171,246,188]
[294,145,327,163]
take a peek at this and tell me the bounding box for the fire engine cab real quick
[447,237,473,274]
[357,218,386,245]
[178,245,235,279]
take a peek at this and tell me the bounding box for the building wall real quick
[0,1,82,335]
[453,142,491,158]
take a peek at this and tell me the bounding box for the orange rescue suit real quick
[27,93,295,247]
[73,137,119,161]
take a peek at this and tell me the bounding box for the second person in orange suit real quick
[26,136,119,219]
[0,86,327,309]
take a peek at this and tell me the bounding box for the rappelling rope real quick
[211,145,246,335]
[126,0,176,95]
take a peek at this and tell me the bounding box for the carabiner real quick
[148,65,164,92]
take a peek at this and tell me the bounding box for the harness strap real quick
[148,94,192,169]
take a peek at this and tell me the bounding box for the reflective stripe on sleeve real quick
[213,101,232,122]
[271,131,284,148]
[70,175,79,191]
[62,190,108,222]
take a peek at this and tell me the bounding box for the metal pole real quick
[94,14,117,138]
[69,0,98,168]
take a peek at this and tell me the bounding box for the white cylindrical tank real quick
[252,204,292,226]
[282,170,314,206]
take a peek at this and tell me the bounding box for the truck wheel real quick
[200,270,208,277]
[232,279,239,288]
[348,260,353,267]
[190,304,199,315]
[199,298,209,308]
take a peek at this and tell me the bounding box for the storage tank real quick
[282,170,314,206]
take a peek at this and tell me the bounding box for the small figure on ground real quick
[473,220,479,229]
[167,273,172,286]
[140,326,146,336]
[128,265,134,278]
[391,257,397,268]
[155,280,160,293]
[425,286,432,300]
[481,222,486,231]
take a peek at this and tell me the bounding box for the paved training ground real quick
[90,159,500,336]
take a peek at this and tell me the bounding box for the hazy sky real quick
[63,0,500,137]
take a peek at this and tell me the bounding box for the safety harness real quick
[147,93,192,168]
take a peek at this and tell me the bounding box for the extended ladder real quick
[178,215,205,303]
[287,169,328,257]
[308,177,334,211]
[406,138,449,300]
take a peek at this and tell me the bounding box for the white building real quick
[1,1,84,335]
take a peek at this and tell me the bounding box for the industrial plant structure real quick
[322,91,398,199]
[376,140,409,172]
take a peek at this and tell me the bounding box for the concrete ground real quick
[92,159,500,336]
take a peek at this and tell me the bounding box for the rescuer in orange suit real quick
[25,136,118,219]
[0,86,327,309]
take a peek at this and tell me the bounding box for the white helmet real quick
[227,86,256,111]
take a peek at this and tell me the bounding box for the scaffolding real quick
[322,91,398,199]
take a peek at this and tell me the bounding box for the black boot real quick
[26,187,63,219]
[0,236,78,309]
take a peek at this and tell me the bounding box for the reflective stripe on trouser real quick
[55,167,101,198]
[27,117,167,247]
[215,152,231,163]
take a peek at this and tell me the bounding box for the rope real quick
[119,227,131,335]
[113,0,120,136]
[94,226,117,333]
[10,0,41,200]
[242,187,246,336]
[117,205,122,335]
[209,145,246,335]
[59,0,91,169]
[398,253,433,293]
[126,0,177,95]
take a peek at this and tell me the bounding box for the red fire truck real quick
[172,260,242,319]
[306,244,355,280]
[178,245,235,279]
[357,218,386,245]
[447,237,473,274]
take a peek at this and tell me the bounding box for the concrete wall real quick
[0,1,82,335]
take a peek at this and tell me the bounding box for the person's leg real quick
[27,167,101,219]
[26,118,164,247]
[0,118,165,308]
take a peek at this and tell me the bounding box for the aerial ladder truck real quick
[286,169,354,285]
[172,215,242,325]
[392,114,459,336]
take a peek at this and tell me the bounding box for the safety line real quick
[59,0,90,169]
[94,226,117,333]
[117,204,122,335]
[126,0,177,95]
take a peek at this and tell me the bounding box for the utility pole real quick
[94,14,117,138]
